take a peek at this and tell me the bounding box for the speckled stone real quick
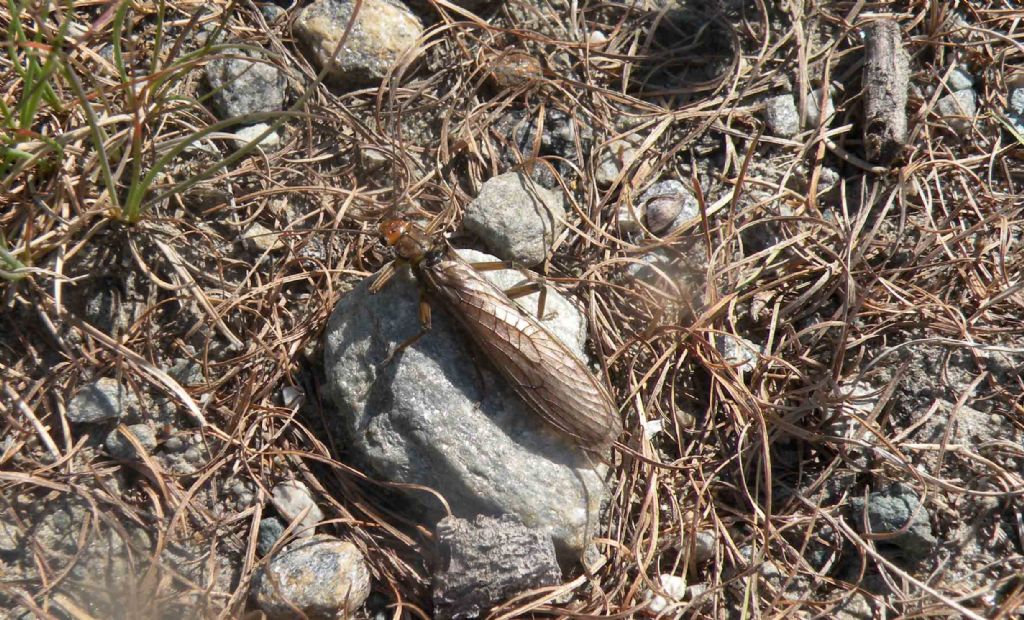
[253,534,371,619]
[293,0,423,88]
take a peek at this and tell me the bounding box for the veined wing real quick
[421,252,620,449]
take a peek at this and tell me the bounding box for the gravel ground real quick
[2,1,1024,618]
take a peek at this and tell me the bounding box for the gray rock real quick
[67,378,139,423]
[253,534,371,619]
[231,123,281,151]
[205,52,286,119]
[834,592,875,620]
[1010,88,1024,115]
[947,65,974,91]
[155,432,210,476]
[765,93,799,138]
[1007,88,1024,137]
[258,517,286,556]
[936,89,976,127]
[848,483,936,560]
[82,283,119,332]
[714,333,759,376]
[257,2,287,21]
[168,356,204,386]
[595,137,638,187]
[464,172,566,266]
[293,0,423,88]
[624,247,673,282]
[227,479,258,511]
[736,545,784,590]
[104,424,157,460]
[692,530,716,564]
[819,165,841,195]
[614,198,644,235]
[433,514,562,620]
[322,250,606,561]
[0,517,21,552]
[805,87,835,128]
[270,480,324,538]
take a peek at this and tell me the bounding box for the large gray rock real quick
[253,534,370,619]
[464,172,567,266]
[433,514,562,620]
[322,249,607,561]
[294,0,423,88]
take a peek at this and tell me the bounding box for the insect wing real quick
[423,254,620,449]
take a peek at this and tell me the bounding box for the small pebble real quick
[253,534,371,619]
[487,51,543,91]
[936,89,977,131]
[936,89,976,116]
[241,221,284,253]
[946,65,974,91]
[587,31,608,47]
[693,530,716,564]
[1010,88,1024,115]
[0,518,21,552]
[1007,88,1024,137]
[805,87,835,128]
[714,333,759,375]
[67,378,138,423]
[258,517,286,556]
[258,2,287,21]
[104,424,158,460]
[640,418,664,440]
[848,482,936,560]
[765,93,799,138]
[595,137,638,187]
[205,54,286,119]
[231,123,281,151]
[647,574,687,614]
[271,480,324,537]
[293,0,423,88]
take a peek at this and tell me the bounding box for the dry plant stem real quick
[862,18,910,165]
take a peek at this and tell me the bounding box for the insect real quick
[370,218,621,451]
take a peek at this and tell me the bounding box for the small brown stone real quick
[487,51,543,91]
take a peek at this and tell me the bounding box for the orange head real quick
[378,218,410,247]
[378,217,433,261]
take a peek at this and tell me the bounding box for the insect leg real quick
[369,260,399,294]
[469,261,554,321]
[500,282,553,321]
[383,287,432,366]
